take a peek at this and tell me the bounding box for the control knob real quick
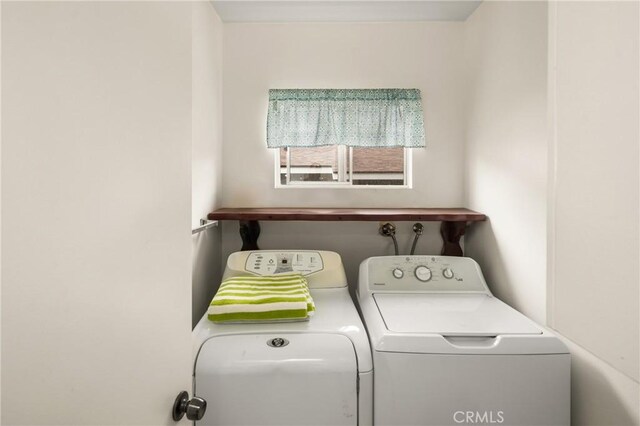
[414,266,432,282]
[443,268,454,279]
[392,268,404,279]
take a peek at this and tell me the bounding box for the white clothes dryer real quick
[193,250,373,426]
[357,255,570,426]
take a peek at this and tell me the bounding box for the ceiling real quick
[211,1,483,23]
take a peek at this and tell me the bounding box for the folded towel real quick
[208,273,315,323]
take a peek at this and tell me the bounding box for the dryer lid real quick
[195,333,358,425]
[373,293,542,336]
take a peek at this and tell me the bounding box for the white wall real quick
[222,22,466,209]
[463,2,640,423]
[220,22,467,280]
[1,3,193,424]
[191,2,224,327]
[463,1,548,323]
[548,1,639,424]
[0,0,3,418]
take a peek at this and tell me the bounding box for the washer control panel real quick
[245,251,324,276]
[363,256,489,293]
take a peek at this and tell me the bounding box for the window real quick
[267,88,425,188]
[276,146,410,187]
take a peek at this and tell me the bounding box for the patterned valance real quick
[266,89,426,148]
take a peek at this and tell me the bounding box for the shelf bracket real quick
[440,221,467,256]
[239,220,261,251]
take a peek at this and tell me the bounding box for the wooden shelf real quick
[208,207,485,256]
[208,207,485,222]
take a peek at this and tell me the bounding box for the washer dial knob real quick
[392,268,404,279]
[443,268,454,279]
[414,266,432,282]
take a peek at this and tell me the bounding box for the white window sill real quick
[274,184,413,190]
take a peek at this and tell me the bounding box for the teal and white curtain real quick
[266,89,426,148]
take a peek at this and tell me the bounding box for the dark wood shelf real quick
[208,207,485,222]
[208,207,485,256]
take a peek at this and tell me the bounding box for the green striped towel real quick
[208,273,315,323]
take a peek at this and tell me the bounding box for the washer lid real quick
[373,293,542,336]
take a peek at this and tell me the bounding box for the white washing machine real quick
[357,255,570,426]
[192,250,373,425]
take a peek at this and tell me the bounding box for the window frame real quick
[274,146,413,189]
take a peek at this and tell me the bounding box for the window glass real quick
[278,146,406,187]
[291,146,339,182]
[352,147,404,186]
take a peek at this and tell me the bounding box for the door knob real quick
[172,391,207,421]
